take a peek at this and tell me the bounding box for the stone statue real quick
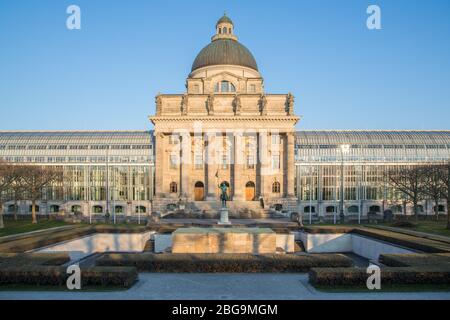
[260,94,267,115]
[155,95,162,116]
[219,182,228,207]
[181,94,189,115]
[207,94,215,115]
[287,92,294,115]
[233,94,241,115]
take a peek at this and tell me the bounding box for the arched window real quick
[136,206,146,213]
[71,205,82,214]
[114,205,124,214]
[170,182,178,193]
[326,206,335,213]
[348,205,359,214]
[92,205,103,214]
[434,205,445,213]
[272,181,281,193]
[391,205,402,214]
[304,206,315,214]
[49,205,60,213]
[223,27,227,33]
[416,205,424,214]
[218,27,222,34]
[215,81,236,93]
[369,205,381,213]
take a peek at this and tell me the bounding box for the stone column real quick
[233,131,244,201]
[286,132,296,198]
[258,130,269,198]
[180,133,191,199]
[206,131,217,200]
[154,132,165,197]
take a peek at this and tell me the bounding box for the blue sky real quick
[0,0,449,131]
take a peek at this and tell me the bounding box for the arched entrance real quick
[194,181,204,201]
[245,181,255,201]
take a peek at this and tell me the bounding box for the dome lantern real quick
[191,14,258,72]
[212,13,237,42]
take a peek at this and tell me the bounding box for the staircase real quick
[189,201,268,217]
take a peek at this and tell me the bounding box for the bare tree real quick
[439,161,450,229]
[386,166,426,220]
[8,166,28,221]
[0,160,15,229]
[421,164,446,220]
[21,166,63,224]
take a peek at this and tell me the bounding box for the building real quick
[1,15,449,219]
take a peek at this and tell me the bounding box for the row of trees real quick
[386,161,450,229]
[0,161,63,228]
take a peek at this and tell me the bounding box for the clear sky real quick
[0,0,449,131]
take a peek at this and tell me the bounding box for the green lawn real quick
[0,219,72,238]
[379,220,450,238]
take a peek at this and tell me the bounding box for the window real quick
[249,84,256,93]
[271,134,281,145]
[326,206,336,213]
[272,181,281,193]
[272,153,280,170]
[169,154,178,169]
[347,205,359,214]
[223,27,227,33]
[246,154,255,169]
[221,154,228,169]
[169,135,179,145]
[194,154,203,169]
[170,182,178,193]
[214,80,236,93]
[304,206,315,214]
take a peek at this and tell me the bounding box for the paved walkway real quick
[1,273,449,300]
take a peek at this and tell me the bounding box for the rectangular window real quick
[271,134,281,145]
[194,154,203,169]
[246,154,255,169]
[169,154,178,169]
[272,154,280,170]
[249,84,256,93]
[221,154,228,169]
[169,135,179,145]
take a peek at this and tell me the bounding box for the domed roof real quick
[191,39,258,72]
[216,14,233,26]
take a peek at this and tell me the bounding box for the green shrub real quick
[309,266,450,286]
[96,253,353,273]
[379,253,450,267]
[391,221,417,228]
[0,252,71,268]
[0,266,138,288]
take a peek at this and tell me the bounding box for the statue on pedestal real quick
[219,182,228,207]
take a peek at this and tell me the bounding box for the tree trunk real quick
[434,199,439,221]
[31,199,37,224]
[447,200,450,230]
[14,199,18,221]
[0,202,4,229]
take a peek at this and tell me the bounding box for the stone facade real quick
[150,16,299,212]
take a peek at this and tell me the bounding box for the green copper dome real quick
[191,39,258,72]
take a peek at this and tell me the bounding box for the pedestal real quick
[218,207,231,225]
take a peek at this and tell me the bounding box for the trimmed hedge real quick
[0,252,70,268]
[95,253,353,273]
[379,253,450,268]
[353,228,450,253]
[302,226,354,234]
[0,266,138,288]
[0,225,150,253]
[309,266,450,286]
